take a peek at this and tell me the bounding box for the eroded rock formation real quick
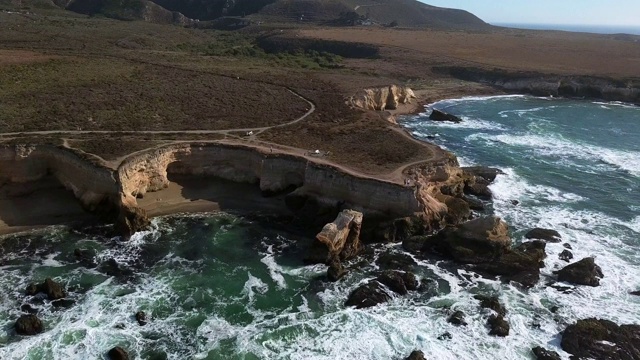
[562,318,640,359]
[349,85,416,111]
[306,209,363,264]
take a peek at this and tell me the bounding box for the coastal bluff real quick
[1,141,468,236]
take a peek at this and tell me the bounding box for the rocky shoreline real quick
[2,93,639,359]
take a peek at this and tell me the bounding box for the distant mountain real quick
[13,0,488,30]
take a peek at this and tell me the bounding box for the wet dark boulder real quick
[532,346,561,360]
[475,295,507,317]
[20,304,38,314]
[559,249,574,262]
[115,205,151,239]
[403,235,427,253]
[375,252,417,271]
[423,216,511,264]
[135,310,147,326]
[74,248,97,268]
[327,258,347,282]
[488,314,510,337]
[463,195,485,211]
[561,318,640,360]
[525,228,562,243]
[15,314,44,335]
[375,270,418,295]
[405,350,426,360]
[462,166,504,183]
[345,281,391,309]
[437,331,453,340]
[630,290,640,296]
[52,299,75,308]
[464,181,493,200]
[26,278,66,300]
[555,257,603,286]
[447,310,467,326]
[429,108,462,123]
[475,240,546,288]
[100,258,134,279]
[108,346,130,360]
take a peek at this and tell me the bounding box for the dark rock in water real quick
[561,318,640,360]
[405,350,426,360]
[375,270,417,295]
[475,295,507,317]
[531,346,561,360]
[135,310,147,326]
[26,278,66,300]
[525,228,562,243]
[464,182,493,200]
[555,257,603,286]
[403,236,427,253]
[488,315,510,337]
[550,306,560,313]
[437,331,453,340]
[345,281,391,309]
[100,258,133,279]
[563,243,572,249]
[114,323,126,330]
[423,216,511,264]
[429,108,462,123]
[630,290,640,296]
[473,240,546,288]
[15,314,44,335]
[20,304,38,314]
[511,200,520,206]
[52,299,75,308]
[74,248,97,268]
[115,205,150,239]
[559,249,574,262]
[327,258,347,282]
[448,310,467,326]
[463,195,485,211]
[108,346,130,360]
[462,166,504,183]
[375,252,416,271]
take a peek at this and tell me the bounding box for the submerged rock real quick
[327,257,347,282]
[531,346,561,360]
[437,331,453,340]
[74,248,97,268]
[429,109,462,123]
[525,228,562,243]
[135,311,147,326]
[26,278,66,300]
[555,257,603,286]
[108,346,130,360]
[559,249,574,262]
[375,252,417,271]
[488,314,510,337]
[15,314,44,335]
[561,318,640,359]
[306,209,363,264]
[448,310,467,326]
[423,216,511,264]
[344,281,391,309]
[475,295,507,317]
[405,350,426,360]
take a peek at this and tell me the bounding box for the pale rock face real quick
[349,85,416,111]
[306,209,364,263]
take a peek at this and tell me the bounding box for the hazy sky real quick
[421,0,640,26]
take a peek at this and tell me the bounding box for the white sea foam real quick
[427,94,527,108]
[469,133,640,177]
[259,244,287,289]
[417,114,507,131]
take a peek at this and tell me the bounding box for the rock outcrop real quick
[531,346,561,360]
[15,315,44,335]
[108,346,130,360]
[525,228,562,243]
[422,216,511,263]
[344,270,418,308]
[405,350,426,360]
[306,209,363,264]
[349,85,416,111]
[429,109,462,123]
[26,278,66,300]
[561,318,640,359]
[555,257,603,286]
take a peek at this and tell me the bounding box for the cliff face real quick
[0,145,118,212]
[1,142,467,237]
[349,85,416,112]
[118,143,422,218]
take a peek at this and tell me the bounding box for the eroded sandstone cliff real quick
[349,85,416,112]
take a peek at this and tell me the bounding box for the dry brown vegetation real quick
[0,6,638,174]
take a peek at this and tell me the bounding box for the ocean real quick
[1,96,639,359]
[494,23,640,35]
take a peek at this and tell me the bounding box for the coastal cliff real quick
[1,142,467,237]
[0,144,119,212]
[349,85,416,112]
